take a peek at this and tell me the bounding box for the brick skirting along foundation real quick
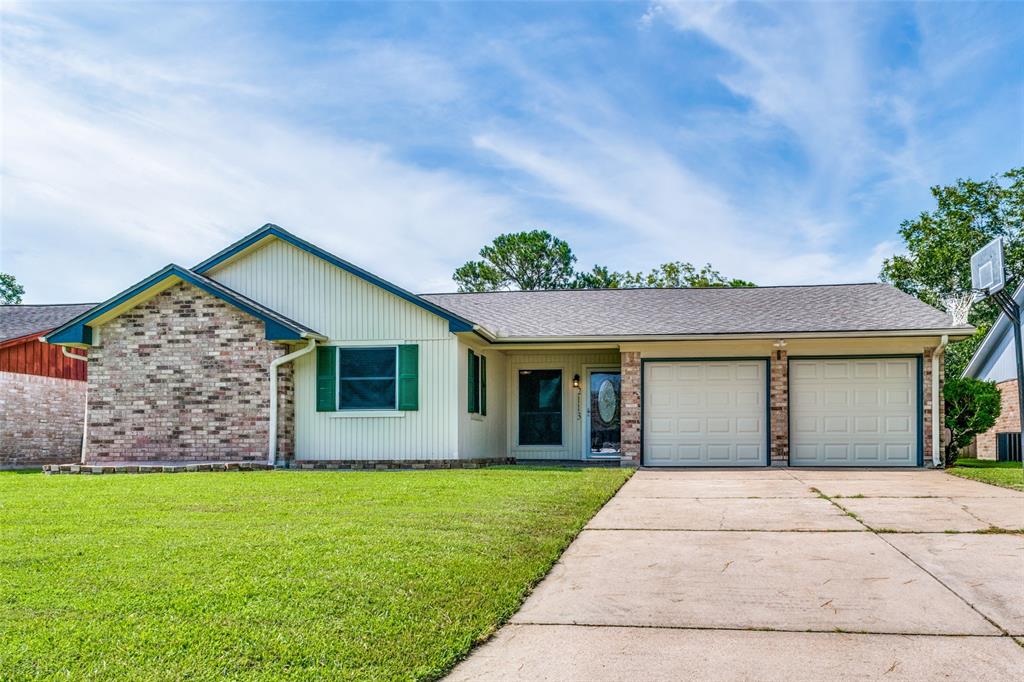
[44,458,514,474]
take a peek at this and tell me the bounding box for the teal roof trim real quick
[193,224,476,333]
[45,265,323,346]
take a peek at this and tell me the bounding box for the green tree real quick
[943,377,1001,465]
[454,230,577,291]
[572,265,622,289]
[617,262,755,288]
[454,232,754,291]
[880,167,1024,378]
[0,273,25,304]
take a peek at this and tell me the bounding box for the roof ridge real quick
[419,282,885,296]
[1,302,98,307]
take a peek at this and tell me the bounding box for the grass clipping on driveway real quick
[0,467,630,681]
[947,458,1024,491]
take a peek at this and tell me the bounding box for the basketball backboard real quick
[971,236,1006,299]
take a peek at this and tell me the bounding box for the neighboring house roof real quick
[421,284,969,340]
[193,223,475,333]
[45,265,324,346]
[962,280,1024,380]
[0,303,96,344]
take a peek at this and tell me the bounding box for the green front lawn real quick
[947,458,1024,491]
[0,467,630,681]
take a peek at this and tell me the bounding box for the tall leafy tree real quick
[0,273,25,304]
[454,230,577,291]
[616,262,755,289]
[454,231,754,291]
[880,167,1024,378]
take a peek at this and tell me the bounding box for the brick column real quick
[276,357,295,463]
[620,351,641,467]
[770,349,789,466]
[922,347,945,466]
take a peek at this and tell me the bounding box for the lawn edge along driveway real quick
[0,466,632,682]
[946,458,1024,492]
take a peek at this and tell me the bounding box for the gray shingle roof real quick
[420,284,967,339]
[0,303,98,343]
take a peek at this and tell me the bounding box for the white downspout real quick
[932,334,948,468]
[60,346,89,464]
[269,338,318,467]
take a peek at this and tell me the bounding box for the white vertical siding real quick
[505,349,620,460]
[208,237,458,460]
[457,339,508,459]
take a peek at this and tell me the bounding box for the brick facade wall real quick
[770,350,789,465]
[85,282,294,463]
[976,379,1019,461]
[619,351,641,466]
[0,371,85,467]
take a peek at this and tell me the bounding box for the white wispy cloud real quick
[1,1,1018,303]
[0,5,525,300]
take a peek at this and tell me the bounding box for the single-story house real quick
[1,303,94,468]
[44,224,972,468]
[962,281,1024,460]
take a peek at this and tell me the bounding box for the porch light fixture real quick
[572,373,581,389]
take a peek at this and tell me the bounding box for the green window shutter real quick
[316,346,337,412]
[467,349,477,413]
[480,355,487,416]
[398,344,419,411]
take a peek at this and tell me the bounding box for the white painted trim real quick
[329,411,405,419]
[473,329,973,347]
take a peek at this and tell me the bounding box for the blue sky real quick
[2,1,1022,303]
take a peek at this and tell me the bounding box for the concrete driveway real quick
[448,469,1024,681]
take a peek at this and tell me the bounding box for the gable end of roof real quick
[193,224,475,333]
[44,264,324,346]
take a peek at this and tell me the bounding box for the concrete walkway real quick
[448,469,1024,681]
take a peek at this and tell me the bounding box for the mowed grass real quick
[0,467,631,681]
[947,458,1024,491]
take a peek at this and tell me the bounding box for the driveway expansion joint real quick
[805,476,1015,638]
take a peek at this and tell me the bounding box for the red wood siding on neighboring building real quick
[0,334,87,381]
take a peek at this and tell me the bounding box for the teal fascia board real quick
[45,265,307,345]
[193,224,476,333]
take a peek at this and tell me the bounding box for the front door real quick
[586,370,621,458]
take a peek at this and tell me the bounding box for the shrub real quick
[944,377,1002,465]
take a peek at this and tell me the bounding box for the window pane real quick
[339,379,396,409]
[338,348,397,410]
[339,348,396,379]
[519,370,562,445]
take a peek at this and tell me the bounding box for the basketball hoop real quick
[941,291,976,327]
[970,236,1024,475]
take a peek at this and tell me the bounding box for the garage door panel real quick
[736,417,760,434]
[790,357,919,467]
[643,360,767,467]
[823,362,850,379]
[886,390,911,406]
[886,360,912,379]
[824,391,849,408]
[706,364,732,381]
[853,361,881,379]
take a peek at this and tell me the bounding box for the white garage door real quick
[643,360,767,467]
[790,358,919,467]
